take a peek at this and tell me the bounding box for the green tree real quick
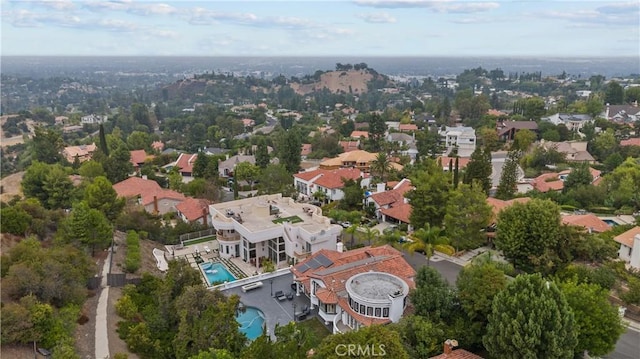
[257,164,295,196]
[558,280,624,357]
[315,325,408,359]
[127,131,151,150]
[0,206,32,235]
[601,157,640,209]
[625,86,640,104]
[478,127,500,151]
[604,81,624,105]
[495,199,571,274]
[78,160,106,180]
[42,165,75,209]
[410,266,456,322]
[98,124,109,156]
[31,126,64,164]
[563,162,592,193]
[22,161,51,204]
[255,139,270,168]
[592,128,618,161]
[463,147,492,195]
[370,152,392,182]
[279,127,302,173]
[406,159,450,229]
[393,316,445,358]
[192,153,210,179]
[484,273,577,359]
[444,184,492,250]
[366,113,387,152]
[59,201,113,256]
[84,176,124,221]
[456,263,507,348]
[234,162,260,190]
[416,126,442,159]
[495,150,520,200]
[512,129,536,151]
[339,178,364,211]
[404,224,448,266]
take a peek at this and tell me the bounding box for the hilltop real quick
[290,68,385,95]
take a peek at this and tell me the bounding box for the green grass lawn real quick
[183,236,216,246]
[272,215,303,224]
[297,317,331,345]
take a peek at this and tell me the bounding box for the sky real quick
[1,0,639,57]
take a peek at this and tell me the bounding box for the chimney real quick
[202,207,209,227]
[336,242,344,253]
[376,183,385,193]
[153,196,159,215]
[443,339,458,355]
[142,174,148,180]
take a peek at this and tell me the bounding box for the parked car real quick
[340,221,352,228]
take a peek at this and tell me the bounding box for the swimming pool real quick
[236,306,265,340]
[603,219,618,226]
[200,262,236,286]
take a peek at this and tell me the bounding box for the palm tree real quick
[344,224,359,249]
[370,152,392,183]
[362,227,380,246]
[404,223,449,266]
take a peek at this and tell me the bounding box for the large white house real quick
[614,227,640,270]
[81,114,108,124]
[439,126,476,157]
[291,245,415,334]
[209,194,341,268]
[293,168,369,203]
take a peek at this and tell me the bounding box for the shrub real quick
[125,231,141,273]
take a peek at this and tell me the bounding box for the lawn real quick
[297,317,331,345]
[272,215,303,224]
[182,236,216,246]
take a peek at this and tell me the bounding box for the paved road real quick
[605,327,640,359]
[95,251,111,359]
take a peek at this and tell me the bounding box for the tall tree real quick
[278,127,302,173]
[42,165,75,209]
[512,129,536,151]
[60,201,113,256]
[234,162,260,190]
[495,150,520,200]
[192,153,209,179]
[370,152,392,183]
[84,176,125,221]
[601,157,640,209]
[444,184,492,250]
[255,139,270,168]
[495,199,571,274]
[404,224,448,266]
[463,147,492,195]
[257,164,295,196]
[31,126,64,164]
[563,162,592,193]
[406,159,450,229]
[416,127,443,159]
[604,81,624,105]
[98,124,109,156]
[367,113,387,152]
[558,280,624,357]
[410,266,456,322]
[484,274,577,359]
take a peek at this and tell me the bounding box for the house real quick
[491,152,525,189]
[339,140,360,152]
[439,126,476,157]
[367,179,413,225]
[293,168,367,202]
[540,140,595,163]
[81,114,108,124]
[387,133,418,160]
[350,131,369,139]
[241,118,255,127]
[541,113,593,131]
[531,167,601,192]
[62,143,97,163]
[151,141,165,152]
[209,194,341,266]
[218,155,256,178]
[613,227,640,269]
[319,150,379,172]
[113,176,186,215]
[602,104,640,124]
[621,138,640,147]
[496,120,538,142]
[429,339,483,359]
[398,124,418,132]
[486,197,531,224]
[176,198,211,226]
[561,213,611,234]
[301,143,313,159]
[174,153,198,178]
[130,150,154,171]
[291,244,415,334]
[437,156,471,172]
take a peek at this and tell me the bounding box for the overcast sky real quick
[1,0,638,57]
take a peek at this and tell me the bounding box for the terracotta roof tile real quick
[315,288,339,304]
[380,201,412,224]
[399,124,418,131]
[113,177,186,206]
[437,156,471,170]
[487,197,531,221]
[301,143,312,156]
[130,150,154,167]
[614,226,640,248]
[561,214,611,233]
[532,172,564,192]
[151,141,164,151]
[621,138,640,147]
[430,349,484,359]
[350,131,369,139]
[175,153,198,175]
[339,141,360,152]
[175,197,211,222]
[369,179,413,207]
[313,168,362,189]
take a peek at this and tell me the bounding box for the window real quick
[375,308,381,317]
[366,307,373,316]
[629,247,633,257]
[382,308,389,318]
[359,304,365,315]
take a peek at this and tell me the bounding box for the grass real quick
[297,317,331,345]
[183,236,216,246]
[272,215,303,224]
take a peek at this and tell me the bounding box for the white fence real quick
[180,228,216,243]
[211,267,292,291]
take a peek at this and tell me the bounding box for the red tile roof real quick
[614,226,640,248]
[380,201,412,224]
[399,124,418,131]
[314,168,363,189]
[151,141,164,151]
[437,156,471,170]
[350,130,369,139]
[339,140,360,152]
[315,288,339,304]
[621,138,640,147]
[130,150,153,167]
[175,197,211,222]
[430,349,484,359]
[369,179,413,207]
[562,214,611,233]
[487,197,531,221]
[532,172,564,192]
[113,177,186,207]
[175,153,198,175]
[301,143,312,156]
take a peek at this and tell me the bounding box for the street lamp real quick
[270,279,273,297]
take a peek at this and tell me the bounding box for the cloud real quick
[357,12,397,23]
[354,0,499,13]
[20,0,75,11]
[450,17,490,24]
[127,3,177,16]
[596,2,639,14]
[541,6,639,27]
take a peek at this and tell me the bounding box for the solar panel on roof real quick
[316,253,334,267]
[298,263,311,273]
[307,258,322,270]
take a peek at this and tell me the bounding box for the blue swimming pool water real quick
[236,306,265,340]
[200,262,236,286]
[603,219,618,226]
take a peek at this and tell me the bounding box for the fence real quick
[211,267,292,291]
[87,276,101,290]
[107,273,142,287]
[180,228,216,243]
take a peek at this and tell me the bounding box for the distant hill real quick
[289,69,389,95]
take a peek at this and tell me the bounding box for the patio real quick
[221,272,317,339]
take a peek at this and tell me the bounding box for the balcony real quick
[333,317,352,334]
[216,232,240,243]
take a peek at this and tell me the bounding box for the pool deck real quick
[221,272,316,339]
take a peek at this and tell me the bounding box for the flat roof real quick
[346,272,408,301]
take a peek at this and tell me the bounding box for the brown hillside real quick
[290,70,375,96]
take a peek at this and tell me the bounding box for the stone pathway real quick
[95,250,111,359]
